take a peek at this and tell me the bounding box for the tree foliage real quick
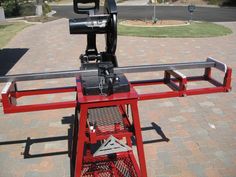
[2,0,51,17]
[3,0,21,17]
[221,0,236,6]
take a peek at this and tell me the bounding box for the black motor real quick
[69,0,130,96]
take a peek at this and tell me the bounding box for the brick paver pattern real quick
[0,19,236,177]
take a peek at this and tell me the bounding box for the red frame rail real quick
[0,59,232,177]
[132,66,232,101]
[1,61,232,114]
[1,83,76,113]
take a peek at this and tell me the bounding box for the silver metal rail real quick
[0,61,217,83]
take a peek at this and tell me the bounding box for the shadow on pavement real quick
[132,122,170,145]
[0,48,28,76]
[22,115,75,159]
[0,119,169,156]
[0,115,74,159]
[0,115,74,175]
[23,136,69,158]
[0,135,69,157]
[0,116,169,176]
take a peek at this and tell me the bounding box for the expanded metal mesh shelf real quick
[82,153,139,177]
[88,106,128,135]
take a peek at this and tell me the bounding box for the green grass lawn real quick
[0,22,30,48]
[0,21,232,49]
[118,22,232,38]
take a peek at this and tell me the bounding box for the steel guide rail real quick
[0,61,216,83]
[0,58,232,114]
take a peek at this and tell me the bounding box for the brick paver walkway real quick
[0,18,236,177]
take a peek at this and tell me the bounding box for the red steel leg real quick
[130,100,147,177]
[74,104,88,177]
[71,107,79,169]
[224,67,232,91]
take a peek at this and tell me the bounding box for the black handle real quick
[69,15,109,34]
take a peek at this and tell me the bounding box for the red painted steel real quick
[74,103,88,177]
[74,80,147,177]
[82,151,141,177]
[1,83,76,113]
[0,64,232,177]
[224,67,232,91]
[14,86,76,98]
[86,114,133,144]
[1,66,232,113]
[132,67,232,101]
[3,101,76,114]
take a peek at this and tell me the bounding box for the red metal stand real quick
[0,59,232,177]
[1,60,232,114]
[72,79,147,177]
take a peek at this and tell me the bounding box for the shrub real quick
[222,0,236,6]
[205,0,223,5]
[19,2,35,16]
[42,2,51,15]
[2,0,51,17]
[3,0,20,17]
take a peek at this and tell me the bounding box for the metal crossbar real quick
[0,61,217,83]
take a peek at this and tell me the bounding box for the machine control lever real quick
[98,62,120,95]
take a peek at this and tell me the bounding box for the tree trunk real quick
[36,0,43,5]
[0,6,5,21]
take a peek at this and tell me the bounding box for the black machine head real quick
[70,0,129,96]
[73,0,100,15]
[70,0,118,66]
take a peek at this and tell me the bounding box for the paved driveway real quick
[0,19,236,177]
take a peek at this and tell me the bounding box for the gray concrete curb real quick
[5,10,57,24]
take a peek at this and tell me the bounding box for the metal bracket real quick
[93,135,131,157]
[1,82,17,105]
[1,82,13,94]
[207,57,227,73]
